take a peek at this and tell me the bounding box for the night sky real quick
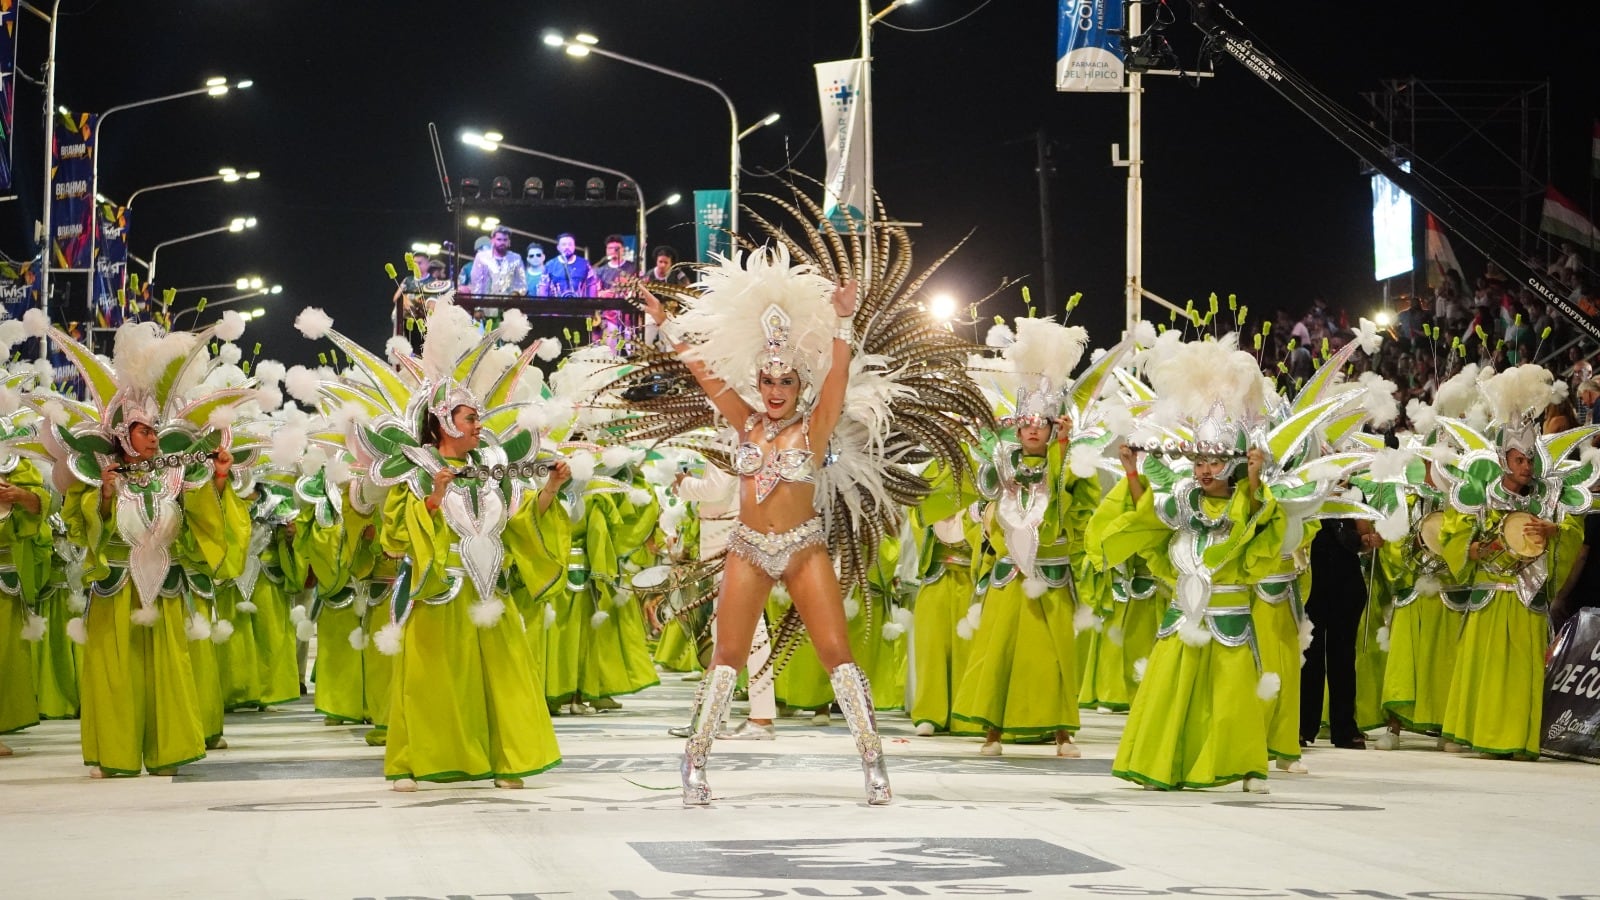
[4,1,1597,368]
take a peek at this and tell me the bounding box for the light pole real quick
[146,217,257,288]
[123,168,261,213]
[171,276,266,295]
[463,131,647,265]
[858,0,918,292]
[544,33,780,238]
[645,192,683,216]
[173,285,281,331]
[464,216,563,250]
[85,78,254,309]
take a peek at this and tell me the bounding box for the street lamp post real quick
[644,193,683,216]
[858,0,917,292]
[123,168,261,213]
[146,217,257,288]
[463,132,647,268]
[84,78,254,311]
[544,34,780,239]
[172,284,281,331]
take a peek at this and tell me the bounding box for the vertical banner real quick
[693,189,731,263]
[93,201,128,322]
[51,111,96,269]
[0,0,17,191]
[814,58,867,232]
[1056,0,1125,92]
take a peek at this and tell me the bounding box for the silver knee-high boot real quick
[830,662,892,805]
[668,673,712,738]
[682,665,738,806]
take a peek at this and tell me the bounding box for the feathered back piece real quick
[675,244,836,403]
[999,317,1088,426]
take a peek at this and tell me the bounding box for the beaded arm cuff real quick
[835,315,855,343]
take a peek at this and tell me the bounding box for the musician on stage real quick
[594,235,638,348]
[468,226,528,297]
[538,233,600,299]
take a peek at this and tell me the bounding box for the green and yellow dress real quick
[1379,499,1464,735]
[578,485,662,703]
[951,442,1097,739]
[1077,474,1165,714]
[380,463,561,784]
[1437,496,1580,758]
[0,458,52,738]
[68,475,247,775]
[1251,522,1317,763]
[908,464,980,731]
[31,529,86,720]
[1087,475,1285,790]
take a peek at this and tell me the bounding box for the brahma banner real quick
[50,111,96,270]
[93,201,129,316]
[1056,0,1125,92]
[693,189,731,264]
[1544,608,1600,764]
[0,1,18,191]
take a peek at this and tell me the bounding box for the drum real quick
[1416,511,1447,558]
[1480,511,1546,574]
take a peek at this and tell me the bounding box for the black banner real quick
[1543,607,1600,763]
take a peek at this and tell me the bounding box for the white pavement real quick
[2,675,1597,900]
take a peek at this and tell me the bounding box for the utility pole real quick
[1036,129,1058,318]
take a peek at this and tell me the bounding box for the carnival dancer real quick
[1432,365,1592,758]
[1087,333,1286,792]
[907,457,980,736]
[39,313,257,777]
[0,399,52,756]
[632,262,897,803]
[1363,367,1481,750]
[951,317,1101,757]
[295,300,564,790]
[600,196,989,805]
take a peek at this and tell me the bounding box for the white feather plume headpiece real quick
[1143,333,1265,458]
[998,317,1088,426]
[674,244,835,403]
[418,298,487,438]
[1482,363,1559,456]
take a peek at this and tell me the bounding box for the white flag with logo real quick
[815,58,868,233]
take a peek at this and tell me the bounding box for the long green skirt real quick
[1078,595,1162,713]
[1441,592,1547,759]
[1112,609,1269,790]
[1382,594,1462,733]
[1252,597,1304,762]
[384,588,561,782]
[30,586,81,719]
[910,568,974,730]
[80,589,206,775]
[313,599,367,723]
[186,596,225,746]
[251,576,302,705]
[213,584,264,711]
[579,586,660,700]
[951,578,1081,736]
[0,593,39,735]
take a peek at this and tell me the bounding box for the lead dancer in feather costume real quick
[606,193,991,805]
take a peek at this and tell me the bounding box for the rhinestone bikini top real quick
[734,413,815,503]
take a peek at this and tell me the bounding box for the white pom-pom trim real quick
[296,617,315,642]
[20,613,47,642]
[288,605,308,625]
[22,307,49,337]
[956,619,975,640]
[1257,671,1282,701]
[215,310,247,342]
[1023,577,1048,599]
[237,600,257,615]
[348,628,368,651]
[187,612,213,642]
[374,622,404,656]
[882,622,906,641]
[842,596,861,620]
[1377,626,1391,652]
[131,605,159,627]
[543,604,556,627]
[67,591,88,614]
[469,597,506,628]
[1298,617,1315,652]
[535,337,562,361]
[590,610,611,628]
[1107,624,1125,647]
[1073,603,1101,634]
[1178,619,1212,647]
[210,619,235,644]
[1133,657,1148,683]
[294,306,334,340]
[67,616,88,645]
